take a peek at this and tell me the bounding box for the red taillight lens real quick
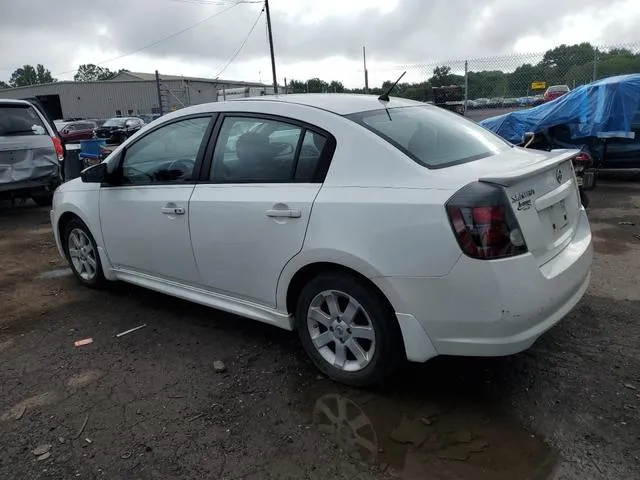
[573,151,592,165]
[51,135,64,162]
[446,183,527,260]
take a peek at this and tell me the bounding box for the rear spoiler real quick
[479,149,579,187]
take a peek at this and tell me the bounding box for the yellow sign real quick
[531,81,546,90]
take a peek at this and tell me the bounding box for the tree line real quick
[288,43,640,101]
[2,43,639,101]
[0,64,128,89]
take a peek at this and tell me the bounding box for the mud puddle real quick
[296,380,559,480]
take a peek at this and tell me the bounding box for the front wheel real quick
[64,218,106,288]
[296,272,403,386]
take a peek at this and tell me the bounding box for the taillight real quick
[51,135,64,162]
[446,182,527,260]
[573,151,592,166]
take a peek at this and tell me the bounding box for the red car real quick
[543,85,570,103]
[58,120,98,143]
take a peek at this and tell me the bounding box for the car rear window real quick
[346,105,510,168]
[103,118,126,127]
[548,85,569,92]
[0,105,48,136]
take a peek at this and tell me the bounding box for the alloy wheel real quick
[306,290,376,372]
[67,228,98,281]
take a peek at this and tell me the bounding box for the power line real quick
[52,3,240,77]
[211,7,264,79]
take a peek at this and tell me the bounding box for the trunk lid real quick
[0,136,58,184]
[476,148,581,265]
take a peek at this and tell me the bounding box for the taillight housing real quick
[446,182,527,260]
[51,135,64,162]
[572,151,592,169]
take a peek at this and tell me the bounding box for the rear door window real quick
[0,105,48,136]
[347,106,509,168]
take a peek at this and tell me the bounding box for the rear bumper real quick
[376,208,592,359]
[0,176,60,196]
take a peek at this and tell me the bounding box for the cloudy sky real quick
[1,0,639,88]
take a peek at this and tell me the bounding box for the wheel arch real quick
[279,253,438,363]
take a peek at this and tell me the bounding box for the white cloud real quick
[0,0,638,88]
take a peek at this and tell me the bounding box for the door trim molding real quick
[113,268,294,331]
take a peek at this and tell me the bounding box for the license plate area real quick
[547,199,568,233]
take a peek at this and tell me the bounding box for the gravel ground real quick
[0,177,639,480]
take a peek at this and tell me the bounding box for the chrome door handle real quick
[266,209,301,218]
[161,206,185,215]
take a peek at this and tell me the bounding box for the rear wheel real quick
[63,218,105,288]
[296,272,402,386]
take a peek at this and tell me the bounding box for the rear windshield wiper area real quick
[0,129,44,136]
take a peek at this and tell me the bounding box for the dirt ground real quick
[1,177,639,480]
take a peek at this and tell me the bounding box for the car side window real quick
[120,116,210,185]
[295,130,327,182]
[210,117,304,183]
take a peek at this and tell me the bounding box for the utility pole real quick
[463,60,468,116]
[363,46,369,94]
[264,0,278,94]
[155,70,164,115]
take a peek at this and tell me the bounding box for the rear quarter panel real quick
[276,185,462,311]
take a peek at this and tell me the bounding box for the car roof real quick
[227,93,424,116]
[0,98,34,106]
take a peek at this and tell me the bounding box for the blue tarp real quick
[480,74,640,144]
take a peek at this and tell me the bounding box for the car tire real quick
[63,218,106,288]
[31,194,53,207]
[296,272,403,387]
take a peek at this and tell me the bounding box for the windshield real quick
[346,105,510,168]
[0,105,48,136]
[103,118,127,127]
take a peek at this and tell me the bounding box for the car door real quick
[99,114,214,284]
[189,113,334,307]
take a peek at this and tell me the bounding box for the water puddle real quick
[297,381,558,480]
[37,268,72,279]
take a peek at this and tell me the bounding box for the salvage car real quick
[0,99,63,205]
[50,94,592,386]
[93,116,144,144]
[543,85,570,102]
[480,74,640,193]
[58,120,98,143]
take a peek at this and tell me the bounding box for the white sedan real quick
[51,94,592,386]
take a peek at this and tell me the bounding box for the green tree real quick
[0,80,8,89]
[306,78,328,93]
[286,79,307,93]
[74,64,118,81]
[429,65,464,87]
[9,64,56,87]
[328,80,345,93]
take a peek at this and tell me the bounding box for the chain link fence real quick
[368,42,640,116]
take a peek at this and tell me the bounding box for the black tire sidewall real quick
[63,218,105,288]
[296,273,402,387]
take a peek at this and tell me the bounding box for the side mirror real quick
[81,163,109,184]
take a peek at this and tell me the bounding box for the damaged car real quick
[0,99,64,206]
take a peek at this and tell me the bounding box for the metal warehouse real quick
[0,71,269,120]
